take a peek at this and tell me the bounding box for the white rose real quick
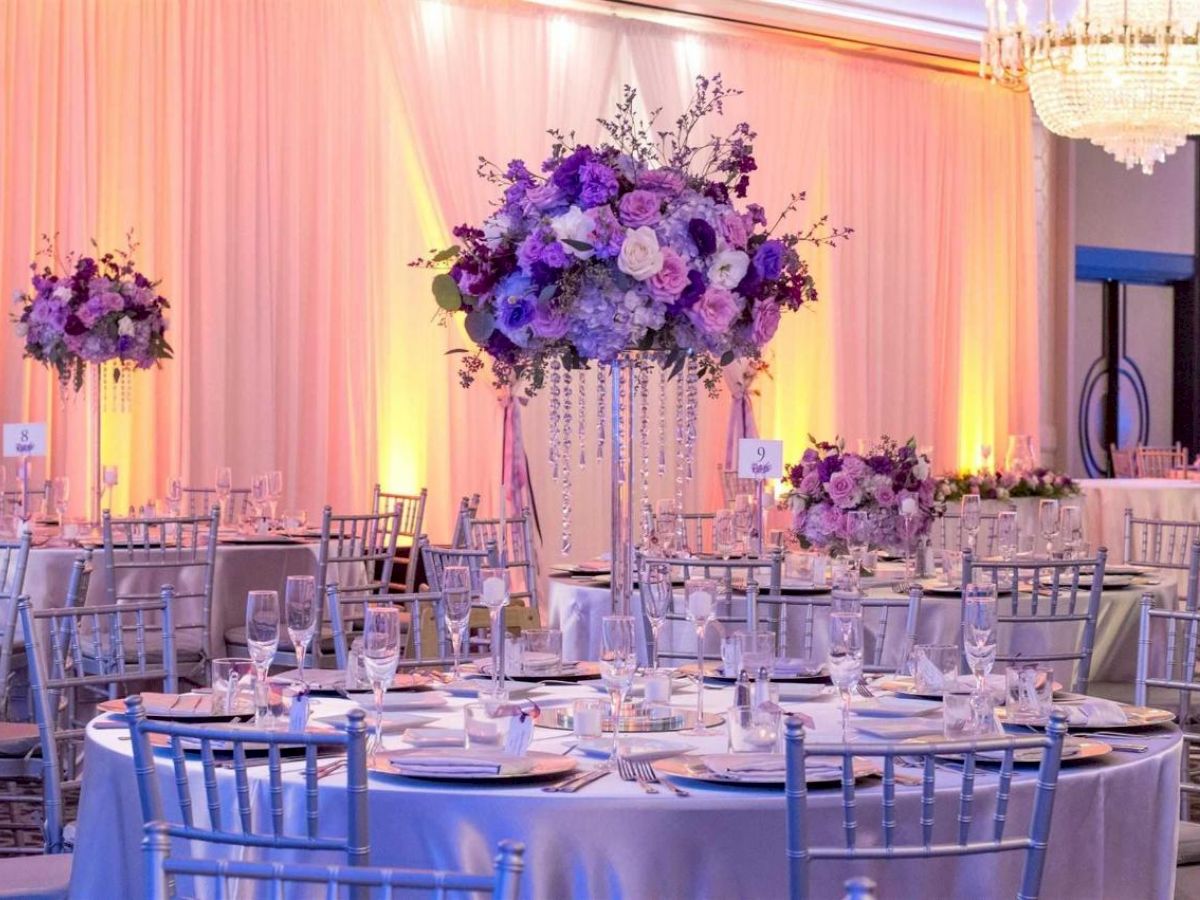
[617,226,664,281]
[482,213,512,249]
[550,205,595,259]
[914,460,930,481]
[707,249,750,289]
[118,316,136,337]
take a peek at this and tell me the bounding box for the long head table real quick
[71,682,1180,899]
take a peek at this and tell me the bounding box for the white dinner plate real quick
[851,697,941,718]
[853,719,945,740]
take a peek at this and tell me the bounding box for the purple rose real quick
[500,298,533,330]
[522,182,567,214]
[577,161,619,208]
[874,482,897,507]
[750,299,781,346]
[617,190,663,227]
[687,286,742,335]
[799,470,820,495]
[718,211,748,249]
[550,146,595,198]
[688,218,717,257]
[825,471,861,509]
[841,456,869,479]
[530,303,570,340]
[754,240,785,281]
[647,248,689,302]
[637,169,685,195]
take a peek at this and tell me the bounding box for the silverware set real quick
[616,756,689,796]
[541,768,610,793]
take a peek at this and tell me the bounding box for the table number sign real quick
[737,439,783,480]
[2,423,46,457]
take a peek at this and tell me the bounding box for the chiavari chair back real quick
[786,588,923,675]
[464,505,539,615]
[180,487,250,524]
[450,494,482,549]
[0,533,32,720]
[928,512,1002,557]
[327,585,456,670]
[371,485,427,592]
[1109,444,1137,478]
[1136,444,1189,479]
[1123,510,1200,605]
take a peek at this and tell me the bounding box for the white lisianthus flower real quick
[117,316,136,337]
[482,213,512,249]
[914,459,931,481]
[617,226,664,281]
[550,206,596,259]
[707,249,750,289]
[51,285,73,303]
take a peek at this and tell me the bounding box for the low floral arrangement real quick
[784,437,937,555]
[12,233,172,390]
[415,75,850,394]
[935,468,1080,503]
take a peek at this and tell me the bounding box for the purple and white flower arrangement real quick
[416,75,850,393]
[784,437,937,555]
[12,233,172,390]
[935,468,1080,503]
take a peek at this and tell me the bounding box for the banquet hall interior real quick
[5,0,1200,897]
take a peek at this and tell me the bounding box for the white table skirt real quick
[70,686,1181,899]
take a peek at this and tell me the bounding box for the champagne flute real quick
[215,467,233,525]
[165,476,183,517]
[1038,499,1060,557]
[480,566,510,696]
[733,493,755,555]
[1060,505,1083,559]
[442,565,472,679]
[251,475,270,529]
[245,591,280,726]
[362,606,401,761]
[997,510,1018,561]
[846,510,871,588]
[683,577,718,734]
[284,576,317,688]
[960,495,982,553]
[52,476,69,534]
[267,470,283,522]
[600,615,637,766]
[642,562,673,670]
[962,584,998,692]
[655,499,678,556]
[828,611,864,739]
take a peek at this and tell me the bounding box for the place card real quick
[2,423,46,457]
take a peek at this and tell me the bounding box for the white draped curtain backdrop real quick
[0,0,1037,561]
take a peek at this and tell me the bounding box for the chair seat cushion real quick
[0,852,71,899]
[79,631,203,665]
[222,626,338,654]
[0,723,39,758]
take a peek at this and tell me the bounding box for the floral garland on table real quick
[12,233,172,391]
[414,75,851,394]
[783,437,937,556]
[935,468,1081,503]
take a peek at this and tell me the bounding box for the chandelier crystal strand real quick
[596,364,607,460]
[578,368,587,468]
[657,366,667,477]
[981,0,1200,174]
[548,358,561,482]
[674,370,686,515]
[561,367,573,556]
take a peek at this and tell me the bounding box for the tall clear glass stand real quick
[609,353,640,618]
[88,363,103,528]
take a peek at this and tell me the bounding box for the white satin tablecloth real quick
[70,683,1180,899]
[1080,478,1200,578]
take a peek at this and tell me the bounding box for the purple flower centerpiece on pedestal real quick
[785,437,937,556]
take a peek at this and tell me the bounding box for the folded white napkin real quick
[388,750,528,777]
[1054,698,1128,727]
[773,658,823,677]
[703,753,787,777]
[404,727,467,747]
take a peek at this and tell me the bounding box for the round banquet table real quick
[70,683,1181,899]
[546,570,1177,700]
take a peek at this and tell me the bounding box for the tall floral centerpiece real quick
[12,234,172,523]
[418,76,850,615]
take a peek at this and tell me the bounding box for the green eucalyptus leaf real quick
[444,348,468,355]
[464,310,495,344]
[432,273,463,311]
[719,350,735,366]
[432,246,461,263]
[561,238,593,252]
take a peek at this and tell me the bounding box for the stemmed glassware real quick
[1039,499,1060,557]
[654,499,678,556]
[284,576,317,688]
[102,466,119,514]
[960,495,982,553]
[895,500,919,592]
[1060,505,1083,558]
[362,606,401,761]
[480,566,510,697]
[245,590,280,726]
[828,610,864,739]
[980,444,992,468]
[963,584,998,692]
[733,494,755,555]
[165,476,183,517]
[251,475,270,529]
[683,577,717,735]
[642,562,672,670]
[52,476,69,535]
[267,470,283,523]
[215,467,233,524]
[714,510,736,559]
[442,565,473,679]
[599,615,637,766]
[997,510,1018,560]
[846,511,871,589]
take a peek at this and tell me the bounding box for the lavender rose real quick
[750,299,781,346]
[825,470,861,509]
[754,240,786,281]
[618,190,663,227]
[530,303,570,339]
[688,285,742,334]
[647,248,689,302]
[718,210,749,249]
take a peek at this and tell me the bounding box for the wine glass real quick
[962,584,998,692]
[480,566,510,696]
[250,475,270,528]
[828,611,864,739]
[641,562,673,670]
[165,476,183,517]
[245,590,280,726]
[714,510,737,559]
[599,615,637,766]
[215,467,233,524]
[845,511,871,588]
[102,465,119,513]
[1060,505,1083,558]
[284,576,317,688]
[960,495,982,553]
[1039,499,1060,557]
[52,476,69,534]
[442,565,472,679]
[654,499,678,556]
[997,510,1018,561]
[267,470,283,522]
[683,577,718,735]
[362,606,401,761]
[733,493,755,555]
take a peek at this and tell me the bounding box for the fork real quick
[855,678,874,699]
[617,756,658,794]
[634,759,688,797]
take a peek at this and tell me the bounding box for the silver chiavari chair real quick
[1136,444,1189,479]
[327,585,455,670]
[371,485,427,593]
[125,697,369,871]
[784,714,1068,900]
[15,589,177,859]
[464,505,539,616]
[680,512,715,555]
[0,533,32,720]
[101,508,219,686]
[0,482,49,519]
[180,486,251,524]
[421,538,537,651]
[637,551,783,665]
[1110,444,1137,478]
[929,511,1002,557]
[143,820,524,900]
[962,549,1105,693]
[450,494,482,549]
[784,588,923,675]
[1123,510,1200,606]
[719,465,760,507]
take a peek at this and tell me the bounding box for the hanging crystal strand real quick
[548,358,561,482]
[596,364,606,461]
[685,356,698,482]
[656,366,667,477]
[577,368,587,468]
[561,368,573,555]
[617,360,628,484]
[637,362,651,541]
[673,369,685,514]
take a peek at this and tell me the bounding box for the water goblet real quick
[480,567,510,696]
[215,467,233,524]
[165,476,183,517]
[284,576,317,688]
[52,476,69,534]
[267,470,283,521]
[245,590,280,726]
[599,615,637,766]
[250,475,270,530]
[845,511,871,588]
[683,577,718,735]
[641,562,673,670]
[960,494,982,553]
[714,509,737,559]
[1060,505,1083,558]
[828,611,864,739]
[362,606,401,761]
[733,493,755,555]
[442,565,472,680]
[962,583,998,692]
[1039,498,1060,557]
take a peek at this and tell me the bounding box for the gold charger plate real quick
[146,720,342,754]
[996,703,1175,731]
[371,749,577,783]
[474,660,602,683]
[905,734,1112,765]
[99,693,254,721]
[653,754,874,786]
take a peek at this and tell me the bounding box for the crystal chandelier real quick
[981,1,1200,173]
